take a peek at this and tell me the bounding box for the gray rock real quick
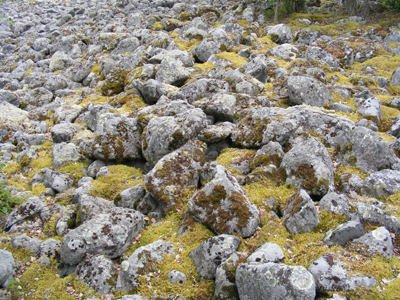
[139,79,167,105]
[192,40,220,63]
[193,93,236,122]
[168,270,187,284]
[267,24,293,44]
[117,240,175,291]
[295,29,321,45]
[198,122,236,143]
[392,67,400,86]
[155,57,189,86]
[87,160,107,178]
[189,234,240,280]
[56,205,76,236]
[388,97,400,109]
[246,242,285,264]
[323,220,365,247]
[330,103,352,113]
[87,104,114,132]
[172,78,230,104]
[357,203,400,235]
[281,137,334,196]
[145,139,206,211]
[351,227,393,259]
[240,55,277,84]
[319,192,351,216]
[339,172,364,193]
[308,253,376,293]
[60,207,143,266]
[142,109,208,166]
[236,262,316,300]
[52,142,81,169]
[0,90,18,106]
[51,123,82,143]
[77,194,115,224]
[214,252,240,300]
[112,37,140,55]
[71,61,93,83]
[39,239,61,259]
[115,184,146,208]
[149,49,194,67]
[270,44,299,60]
[187,163,260,238]
[11,235,41,254]
[361,169,400,199]
[384,31,400,43]
[281,189,320,235]
[76,254,117,295]
[92,113,141,161]
[136,193,159,215]
[5,197,46,230]
[0,250,15,288]
[305,47,340,68]
[51,172,75,193]
[356,97,382,121]
[287,76,333,107]
[49,51,72,72]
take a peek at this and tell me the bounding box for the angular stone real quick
[351,227,393,259]
[287,76,333,107]
[361,169,400,199]
[246,242,285,264]
[323,220,365,247]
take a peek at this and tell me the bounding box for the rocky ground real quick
[1,0,400,299]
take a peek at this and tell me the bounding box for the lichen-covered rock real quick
[142,109,208,166]
[287,76,333,107]
[172,78,229,104]
[246,242,285,264]
[117,240,175,292]
[52,142,82,169]
[236,262,316,300]
[357,203,400,234]
[168,270,187,284]
[198,122,236,143]
[145,139,206,210]
[214,253,240,300]
[270,44,299,60]
[281,189,320,235]
[351,227,393,259]
[392,67,400,86]
[240,55,277,83]
[115,184,146,208]
[305,47,340,68]
[49,51,72,72]
[91,113,141,161]
[308,253,376,293]
[187,163,260,238]
[5,197,46,230]
[51,122,83,143]
[281,137,334,197]
[39,239,61,259]
[11,235,41,254]
[189,234,240,280]
[193,93,236,122]
[355,97,382,122]
[139,79,167,105]
[0,90,19,107]
[155,57,189,86]
[318,191,351,216]
[361,169,400,199]
[0,250,15,288]
[60,207,144,266]
[77,194,115,224]
[323,220,365,247]
[76,254,117,295]
[267,24,293,44]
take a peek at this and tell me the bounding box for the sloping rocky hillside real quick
[1,0,400,299]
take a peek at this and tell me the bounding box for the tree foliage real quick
[384,0,400,11]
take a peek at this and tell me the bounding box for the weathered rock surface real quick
[351,227,394,259]
[323,220,365,247]
[287,76,333,107]
[0,250,15,288]
[361,169,400,199]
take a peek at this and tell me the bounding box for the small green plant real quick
[384,0,400,11]
[0,153,21,214]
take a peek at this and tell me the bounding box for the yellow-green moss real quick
[193,62,216,74]
[79,95,109,106]
[90,63,101,75]
[32,183,47,196]
[243,181,296,207]
[125,212,215,298]
[152,22,164,31]
[57,161,89,183]
[90,165,143,201]
[174,39,201,51]
[214,52,248,69]
[237,20,249,27]
[216,148,256,175]
[335,164,369,180]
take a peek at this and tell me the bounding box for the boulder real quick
[115,184,146,208]
[281,137,334,197]
[187,163,260,238]
[318,191,351,216]
[52,142,81,169]
[361,169,400,199]
[323,220,365,247]
[267,24,293,44]
[0,250,15,288]
[357,203,400,235]
[214,253,240,300]
[308,253,376,293]
[112,37,140,55]
[49,51,72,72]
[142,109,208,166]
[246,242,285,264]
[281,189,320,235]
[392,67,400,86]
[240,55,277,83]
[236,262,316,300]
[145,139,206,211]
[51,122,83,143]
[155,57,190,86]
[350,227,393,259]
[168,270,187,284]
[117,240,175,291]
[355,97,382,122]
[5,197,46,230]
[0,90,18,107]
[76,254,117,295]
[11,235,41,254]
[287,76,333,107]
[193,93,236,122]
[60,207,144,266]
[77,194,115,224]
[305,47,340,68]
[270,44,299,60]
[189,234,240,280]
[92,113,141,161]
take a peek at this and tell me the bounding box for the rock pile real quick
[1,0,400,298]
